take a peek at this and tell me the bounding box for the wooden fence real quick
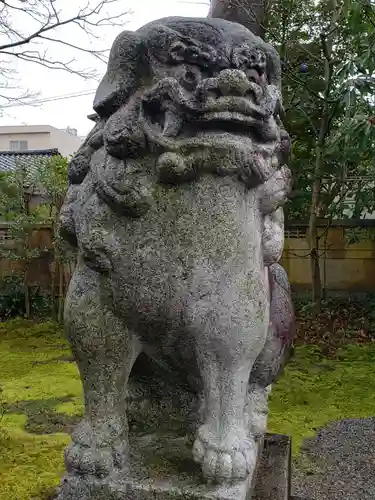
[0,223,54,289]
[2,220,375,293]
[281,219,375,292]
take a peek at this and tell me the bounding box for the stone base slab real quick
[57,434,291,500]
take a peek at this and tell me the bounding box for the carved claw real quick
[193,424,257,483]
[65,418,128,478]
[65,442,114,477]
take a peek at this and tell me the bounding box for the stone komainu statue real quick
[59,16,295,486]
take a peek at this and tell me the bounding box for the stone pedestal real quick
[57,434,291,500]
[253,434,292,500]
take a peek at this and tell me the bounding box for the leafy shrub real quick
[0,276,25,320]
[0,275,52,321]
[362,292,375,336]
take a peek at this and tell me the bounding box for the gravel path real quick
[293,417,375,500]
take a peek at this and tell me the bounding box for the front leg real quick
[193,358,260,483]
[64,263,142,478]
[191,285,269,484]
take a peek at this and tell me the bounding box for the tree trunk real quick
[58,260,64,325]
[209,0,267,38]
[23,188,32,319]
[308,137,326,316]
[50,260,57,321]
[308,0,339,316]
[24,267,31,319]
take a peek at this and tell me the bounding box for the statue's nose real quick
[195,69,264,105]
[215,69,251,97]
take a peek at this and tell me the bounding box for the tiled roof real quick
[0,149,59,173]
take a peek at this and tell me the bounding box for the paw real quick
[192,425,257,483]
[65,418,128,477]
[65,441,114,477]
[156,152,196,184]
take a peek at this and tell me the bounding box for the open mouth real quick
[140,81,279,146]
[190,110,279,143]
[195,111,263,135]
[200,95,272,120]
[186,93,277,138]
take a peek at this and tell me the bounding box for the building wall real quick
[281,225,375,292]
[0,125,83,157]
[48,127,84,158]
[0,131,51,151]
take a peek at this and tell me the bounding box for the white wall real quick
[0,125,83,157]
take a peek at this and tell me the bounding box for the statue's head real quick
[66,17,291,224]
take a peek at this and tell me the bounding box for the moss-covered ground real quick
[1,319,375,499]
[0,320,83,500]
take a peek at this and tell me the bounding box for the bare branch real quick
[0,49,99,79]
[0,1,129,60]
[49,0,60,23]
[0,0,131,106]
[38,35,109,64]
[0,86,39,112]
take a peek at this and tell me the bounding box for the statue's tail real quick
[249,263,295,388]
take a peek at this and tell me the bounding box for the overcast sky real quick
[0,0,209,136]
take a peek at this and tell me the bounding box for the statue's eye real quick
[233,47,267,81]
[184,69,197,83]
[238,55,249,67]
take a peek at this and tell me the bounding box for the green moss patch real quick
[0,319,82,499]
[1,319,375,498]
[268,343,375,453]
[4,397,81,434]
[0,414,70,499]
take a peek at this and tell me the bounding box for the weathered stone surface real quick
[209,0,266,39]
[57,15,295,498]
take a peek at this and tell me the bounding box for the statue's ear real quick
[94,31,150,117]
[265,43,281,88]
